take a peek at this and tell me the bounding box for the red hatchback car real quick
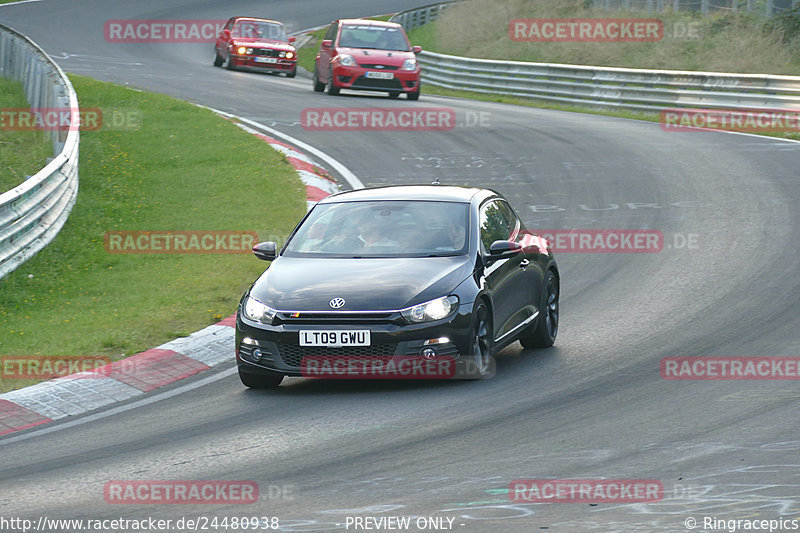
[313,19,422,100]
[214,17,297,77]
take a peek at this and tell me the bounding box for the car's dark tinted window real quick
[480,200,516,251]
[284,200,469,258]
[338,25,409,51]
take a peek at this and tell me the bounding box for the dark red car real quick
[214,17,297,77]
[313,19,422,100]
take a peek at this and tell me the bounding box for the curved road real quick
[2,1,799,531]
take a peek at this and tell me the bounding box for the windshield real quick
[232,21,288,41]
[338,24,410,51]
[283,200,469,258]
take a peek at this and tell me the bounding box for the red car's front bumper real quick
[231,55,296,73]
[331,65,420,93]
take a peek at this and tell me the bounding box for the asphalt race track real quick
[2,1,800,531]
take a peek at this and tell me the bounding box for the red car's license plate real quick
[365,71,394,79]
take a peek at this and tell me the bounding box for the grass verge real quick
[0,77,52,192]
[402,1,800,142]
[0,74,306,393]
[414,0,800,75]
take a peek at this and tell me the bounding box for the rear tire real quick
[519,270,559,349]
[238,369,283,388]
[312,67,325,92]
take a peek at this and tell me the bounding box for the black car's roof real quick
[319,185,496,204]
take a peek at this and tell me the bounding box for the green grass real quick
[0,74,306,393]
[0,77,52,192]
[414,0,800,75]
[404,1,800,142]
[297,27,327,74]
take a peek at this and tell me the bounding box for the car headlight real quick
[401,296,458,324]
[338,54,357,67]
[401,58,417,71]
[242,296,277,325]
[285,51,295,59]
[236,46,247,55]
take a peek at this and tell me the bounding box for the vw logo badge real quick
[329,297,346,309]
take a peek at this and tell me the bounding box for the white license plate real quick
[365,71,394,79]
[299,330,371,347]
[254,57,278,64]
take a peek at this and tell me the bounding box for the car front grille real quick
[359,64,399,70]
[351,76,403,90]
[252,48,281,57]
[277,343,399,367]
[276,312,397,325]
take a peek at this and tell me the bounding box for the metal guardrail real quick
[0,24,79,279]
[389,1,459,32]
[391,3,800,113]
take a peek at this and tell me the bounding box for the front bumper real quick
[331,65,420,93]
[235,302,473,377]
[231,55,296,73]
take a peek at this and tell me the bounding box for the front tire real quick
[238,369,283,388]
[519,270,559,349]
[327,75,340,96]
[286,68,297,78]
[463,302,493,379]
[213,50,223,67]
[407,89,420,101]
[224,53,236,71]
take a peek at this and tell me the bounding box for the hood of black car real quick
[249,256,473,311]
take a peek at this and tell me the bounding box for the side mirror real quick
[412,45,422,54]
[288,36,296,43]
[488,240,522,261]
[222,29,231,40]
[321,39,332,49]
[252,241,277,261]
